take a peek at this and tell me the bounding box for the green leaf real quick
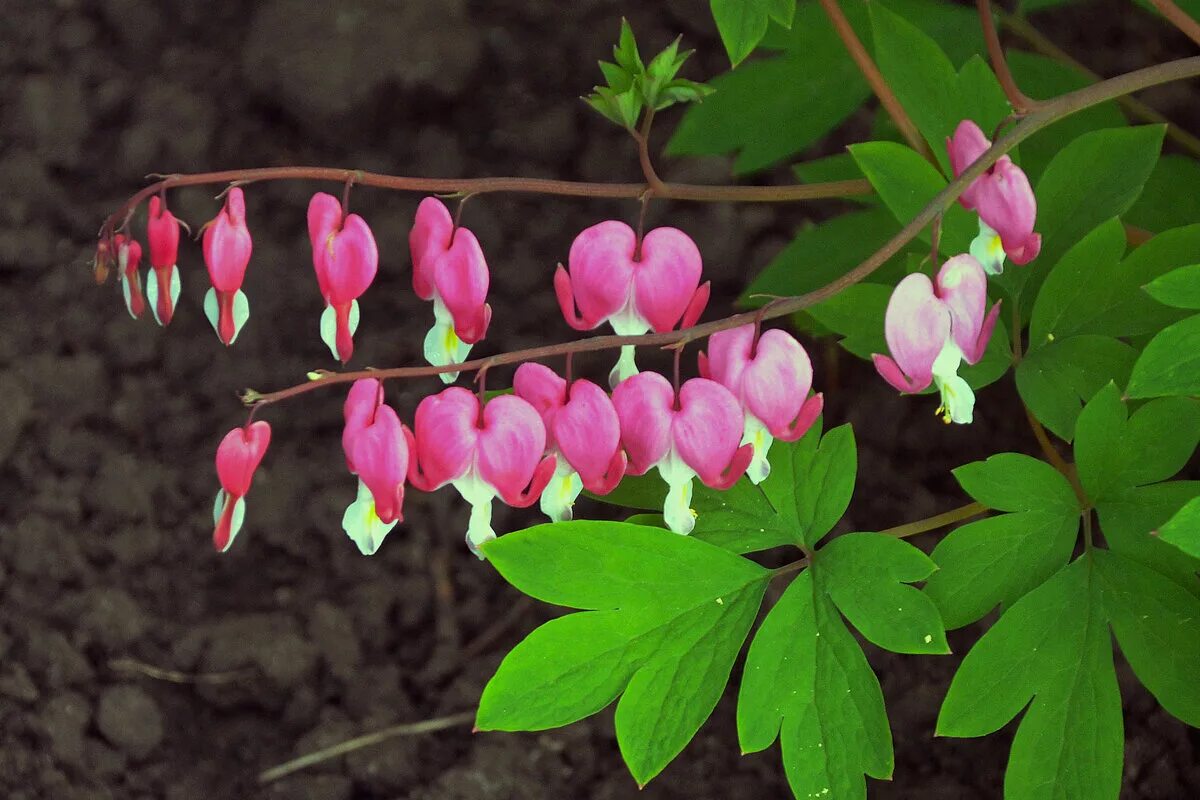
[791,153,870,194]
[710,0,781,66]
[1005,51,1126,180]
[1125,154,1200,233]
[1095,550,1200,727]
[1145,263,1200,309]
[1127,313,1200,398]
[670,3,870,173]
[1095,481,1200,595]
[738,570,892,800]
[740,209,901,306]
[1085,224,1200,337]
[1028,125,1165,294]
[1072,383,1127,504]
[937,558,1123,800]
[478,522,768,786]
[761,423,857,549]
[805,283,893,359]
[1014,335,1137,441]
[818,532,948,654]
[952,452,1079,514]
[848,141,975,256]
[925,511,1079,629]
[614,18,643,74]
[871,5,1010,172]
[1158,496,1200,560]
[1028,218,1127,349]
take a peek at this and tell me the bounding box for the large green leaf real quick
[1157,496,1200,560]
[710,0,796,66]
[1144,263,1200,309]
[760,423,857,549]
[926,453,1079,628]
[1014,334,1137,441]
[871,4,1010,172]
[1028,218,1127,349]
[1127,313,1200,398]
[1125,154,1200,232]
[477,522,769,786]
[1096,481,1200,596]
[1095,550,1200,727]
[937,558,1123,800]
[848,140,976,255]
[1087,224,1200,336]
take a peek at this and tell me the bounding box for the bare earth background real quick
[1,0,1198,797]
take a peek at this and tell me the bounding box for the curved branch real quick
[1148,0,1200,47]
[977,0,1042,113]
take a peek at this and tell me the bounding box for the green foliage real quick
[710,0,796,66]
[585,20,713,128]
[937,558,1124,800]
[589,419,857,554]
[870,4,1010,172]
[1015,335,1136,441]
[738,532,947,799]
[1128,314,1200,398]
[1126,155,1200,232]
[1145,263,1200,309]
[926,454,1079,628]
[1158,496,1200,560]
[477,521,769,786]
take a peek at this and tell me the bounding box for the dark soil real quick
[1,0,1198,798]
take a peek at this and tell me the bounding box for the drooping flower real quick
[212,420,271,552]
[408,197,491,382]
[202,187,253,345]
[871,254,1000,424]
[611,372,752,535]
[409,388,556,556]
[114,234,145,320]
[513,362,627,522]
[947,120,1041,274]
[340,380,411,555]
[307,192,379,363]
[699,325,824,484]
[145,195,182,326]
[555,220,710,387]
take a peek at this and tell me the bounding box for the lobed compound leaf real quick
[1127,313,1200,398]
[952,452,1078,514]
[937,558,1123,800]
[478,522,769,786]
[1096,481,1200,596]
[1014,335,1136,441]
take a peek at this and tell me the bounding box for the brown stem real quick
[1001,11,1200,158]
[817,0,935,162]
[100,169,872,239]
[977,0,1042,112]
[244,56,1200,408]
[632,109,667,196]
[1147,0,1200,47]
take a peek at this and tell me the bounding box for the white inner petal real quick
[539,457,583,523]
[969,219,1006,276]
[657,447,698,535]
[742,414,773,485]
[931,341,975,425]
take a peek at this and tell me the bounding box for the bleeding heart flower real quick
[409,387,556,555]
[699,325,824,484]
[212,420,271,552]
[947,120,1041,274]
[555,220,710,387]
[872,254,1001,424]
[307,192,379,364]
[145,196,182,326]
[114,234,145,320]
[202,187,253,345]
[611,372,752,535]
[341,395,412,555]
[408,197,492,382]
[513,362,627,522]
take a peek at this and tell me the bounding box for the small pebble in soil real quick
[96,684,165,760]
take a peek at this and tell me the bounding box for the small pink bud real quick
[946,120,992,211]
[342,378,383,472]
[114,234,145,319]
[213,420,271,552]
[308,192,379,363]
[202,188,253,345]
[146,196,182,326]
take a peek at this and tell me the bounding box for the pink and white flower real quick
[872,254,1000,424]
[114,234,145,320]
[513,362,627,522]
[202,187,253,345]
[408,197,492,382]
[699,325,824,483]
[612,372,752,534]
[307,192,379,364]
[409,387,556,555]
[145,195,182,326]
[212,420,271,552]
[947,120,1042,274]
[340,379,412,555]
[555,220,710,387]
